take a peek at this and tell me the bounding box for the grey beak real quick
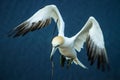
[50,47,57,61]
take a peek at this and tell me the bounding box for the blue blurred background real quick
[0,0,120,80]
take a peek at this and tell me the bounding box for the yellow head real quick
[52,36,64,47]
[50,36,64,61]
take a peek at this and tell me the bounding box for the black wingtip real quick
[7,29,17,38]
[7,21,29,38]
[7,29,21,38]
[86,35,110,72]
[97,54,110,72]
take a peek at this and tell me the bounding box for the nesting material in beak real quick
[50,46,57,80]
[50,47,57,61]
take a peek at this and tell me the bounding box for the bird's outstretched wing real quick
[73,16,109,71]
[9,5,65,37]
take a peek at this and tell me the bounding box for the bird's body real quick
[52,36,86,68]
[9,4,109,71]
[53,36,75,58]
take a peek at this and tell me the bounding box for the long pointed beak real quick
[50,46,57,61]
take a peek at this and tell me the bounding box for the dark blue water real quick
[0,0,120,80]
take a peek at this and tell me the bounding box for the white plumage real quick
[9,4,109,71]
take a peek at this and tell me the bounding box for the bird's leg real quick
[66,58,73,69]
[60,55,66,67]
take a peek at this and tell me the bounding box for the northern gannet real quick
[9,5,109,71]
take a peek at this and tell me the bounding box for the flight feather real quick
[8,5,65,37]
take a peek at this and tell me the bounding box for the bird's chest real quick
[58,37,76,58]
[58,46,76,58]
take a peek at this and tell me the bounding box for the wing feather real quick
[9,5,64,37]
[73,16,109,71]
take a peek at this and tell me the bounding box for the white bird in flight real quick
[9,4,109,71]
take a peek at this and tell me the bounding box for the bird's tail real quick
[73,58,88,69]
